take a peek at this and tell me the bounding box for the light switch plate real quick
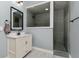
[0,26,3,31]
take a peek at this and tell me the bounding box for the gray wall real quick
[69,1,79,58]
[27,28,53,50]
[24,1,53,50]
[0,2,11,57]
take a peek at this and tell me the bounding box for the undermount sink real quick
[7,32,31,38]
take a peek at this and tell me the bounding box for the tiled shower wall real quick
[54,9,64,44]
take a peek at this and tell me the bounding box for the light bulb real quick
[20,2,23,5]
[45,8,49,11]
[16,1,23,6]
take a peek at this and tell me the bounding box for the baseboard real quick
[32,46,53,55]
[5,56,9,58]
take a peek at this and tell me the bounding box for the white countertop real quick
[7,33,32,39]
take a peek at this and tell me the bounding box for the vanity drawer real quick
[9,38,16,52]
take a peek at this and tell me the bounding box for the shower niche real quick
[26,2,53,28]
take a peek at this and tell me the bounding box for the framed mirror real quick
[10,7,23,31]
[27,2,50,27]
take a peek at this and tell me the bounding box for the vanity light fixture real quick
[16,1,23,6]
[45,8,49,11]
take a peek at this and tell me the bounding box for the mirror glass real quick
[27,2,50,27]
[10,7,23,31]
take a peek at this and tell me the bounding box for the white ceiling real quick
[54,1,68,9]
[27,2,50,14]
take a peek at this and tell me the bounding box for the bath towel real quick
[4,21,11,34]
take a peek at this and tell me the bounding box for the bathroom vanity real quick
[7,34,32,58]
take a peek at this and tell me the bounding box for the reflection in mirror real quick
[27,2,50,27]
[13,11,22,27]
[10,7,23,31]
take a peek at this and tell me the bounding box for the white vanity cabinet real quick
[7,34,32,58]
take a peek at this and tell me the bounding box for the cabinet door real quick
[8,38,16,52]
[22,36,32,55]
[16,37,26,58]
[25,36,32,51]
